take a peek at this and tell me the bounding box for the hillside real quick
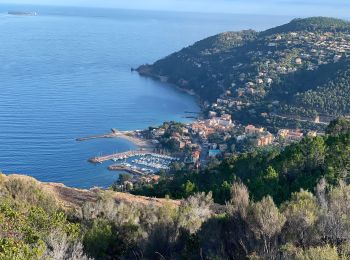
[2,174,179,211]
[138,17,350,123]
[3,118,350,259]
[132,118,350,204]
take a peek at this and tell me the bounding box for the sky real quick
[1,0,349,17]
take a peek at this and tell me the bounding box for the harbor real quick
[89,151,161,164]
[79,128,180,179]
[89,150,178,177]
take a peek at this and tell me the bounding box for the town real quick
[100,19,350,190]
[108,110,322,190]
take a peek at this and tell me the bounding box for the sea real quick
[0,4,294,188]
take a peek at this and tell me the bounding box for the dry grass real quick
[0,174,180,213]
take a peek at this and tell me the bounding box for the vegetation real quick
[262,17,350,35]
[133,118,350,205]
[0,175,87,259]
[3,173,350,259]
[279,60,350,116]
[1,118,350,259]
[138,17,350,128]
[4,16,350,260]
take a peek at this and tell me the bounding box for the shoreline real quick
[111,129,155,151]
[136,65,206,117]
[76,129,155,151]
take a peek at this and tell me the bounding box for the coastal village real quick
[87,22,350,190]
[88,110,320,190]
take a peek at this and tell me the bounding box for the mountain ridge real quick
[138,17,350,125]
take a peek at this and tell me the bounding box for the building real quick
[256,133,274,147]
[307,131,317,137]
[256,78,264,84]
[190,150,201,163]
[219,144,228,152]
[314,115,320,123]
[151,175,160,183]
[208,111,217,118]
[208,149,222,158]
[278,129,304,141]
[295,58,302,65]
[236,134,246,142]
[152,128,165,137]
[170,137,186,149]
[245,125,264,135]
[278,129,289,139]
[208,114,234,129]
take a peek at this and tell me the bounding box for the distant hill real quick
[262,17,350,35]
[138,17,350,121]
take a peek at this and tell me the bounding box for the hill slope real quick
[2,119,350,259]
[138,17,350,120]
[0,174,179,211]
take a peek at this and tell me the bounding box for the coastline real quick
[77,129,155,151]
[112,129,155,151]
[136,65,206,117]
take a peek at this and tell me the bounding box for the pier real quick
[89,151,177,164]
[76,132,117,142]
[108,164,144,175]
[89,150,147,163]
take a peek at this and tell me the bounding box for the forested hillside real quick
[138,17,350,121]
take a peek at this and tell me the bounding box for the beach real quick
[77,129,155,151]
[111,129,155,151]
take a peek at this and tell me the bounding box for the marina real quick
[89,150,178,164]
[90,150,178,176]
[131,156,172,170]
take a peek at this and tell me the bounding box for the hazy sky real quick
[1,0,349,17]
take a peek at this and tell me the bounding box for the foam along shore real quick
[76,128,154,150]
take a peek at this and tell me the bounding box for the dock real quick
[76,132,117,142]
[89,150,177,164]
[76,129,130,142]
[108,164,144,175]
[89,150,153,164]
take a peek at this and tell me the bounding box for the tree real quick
[247,196,286,257]
[118,173,132,184]
[181,180,196,197]
[281,244,340,260]
[282,190,319,247]
[326,117,350,136]
[177,192,213,234]
[318,182,350,246]
[228,182,250,218]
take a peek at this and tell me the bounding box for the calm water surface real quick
[0,5,293,188]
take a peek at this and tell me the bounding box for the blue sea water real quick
[0,5,294,188]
